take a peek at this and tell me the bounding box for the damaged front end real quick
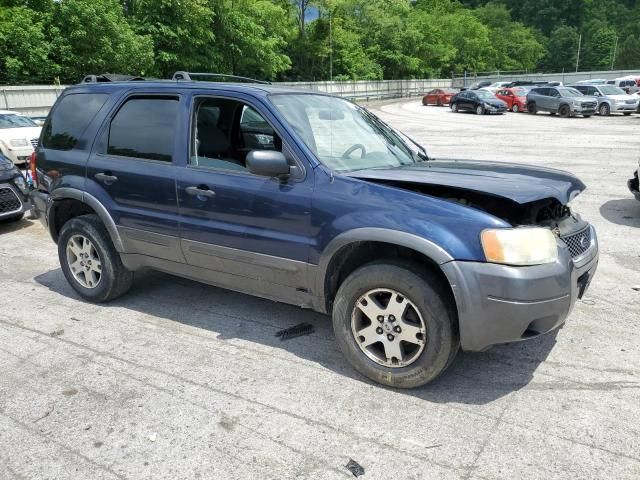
[347,159,594,262]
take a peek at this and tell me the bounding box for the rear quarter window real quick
[107,96,178,162]
[42,93,109,150]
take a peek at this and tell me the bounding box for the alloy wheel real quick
[350,288,427,368]
[66,234,102,289]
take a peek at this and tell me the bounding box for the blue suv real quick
[30,73,599,388]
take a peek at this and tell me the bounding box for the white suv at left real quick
[0,110,42,166]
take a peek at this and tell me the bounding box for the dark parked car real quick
[30,72,599,388]
[0,152,31,222]
[629,162,640,201]
[527,87,597,118]
[450,89,507,114]
[466,80,492,90]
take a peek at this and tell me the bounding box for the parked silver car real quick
[570,84,639,116]
[526,86,597,118]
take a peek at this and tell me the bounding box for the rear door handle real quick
[185,185,216,198]
[94,172,118,184]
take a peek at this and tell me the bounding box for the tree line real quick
[0,0,638,85]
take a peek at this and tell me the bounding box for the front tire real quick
[476,105,485,115]
[559,105,571,118]
[527,102,537,114]
[58,214,133,303]
[451,103,458,113]
[512,104,520,113]
[332,260,459,388]
[599,103,610,116]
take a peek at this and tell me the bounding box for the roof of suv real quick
[66,80,315,97]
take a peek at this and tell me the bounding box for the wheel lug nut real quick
[387,334,394,341]
[388,315,395,322]
[377,316,384,323]
[394,326,401,333]
[376,327,383,335]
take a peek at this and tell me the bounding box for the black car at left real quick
[450,90,507,115]
[0,153,31,222]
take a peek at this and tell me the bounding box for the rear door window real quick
[42,93,109,150]
[107,97,179,162]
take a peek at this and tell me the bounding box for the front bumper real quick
[442,226,599,351]
[2,147,33,165]
[612,103,638,112]
[629,170,640,201]
[0,182,31,219]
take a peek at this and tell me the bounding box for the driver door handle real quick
[185,185,216,198]
[94,172,118,184]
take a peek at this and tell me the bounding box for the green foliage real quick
[0,0,638,84]
[540,26,580,72]
[127,0,216,77]
[0,6,52,83]
[50,0,154,82]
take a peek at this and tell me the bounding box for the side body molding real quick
[313,227,455,304]
[49,187,125,252]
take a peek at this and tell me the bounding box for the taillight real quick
[29,151,37,188]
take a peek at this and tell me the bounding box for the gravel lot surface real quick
[1,101,639,479]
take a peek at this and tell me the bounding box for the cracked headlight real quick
[13,174,28,194]
[481,227,558,266]
[9,138,28,147]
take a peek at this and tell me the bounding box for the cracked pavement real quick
[1,101,639,479]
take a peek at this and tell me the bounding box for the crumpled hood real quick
[346,159,586,205]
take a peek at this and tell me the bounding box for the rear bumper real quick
[442,228,599,352]
[29,188,50,226]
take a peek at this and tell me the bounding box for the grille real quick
[561,227,592,259]
[581,102,596,109]
[0,186,21,214]
[626,100,637,104]
[30,138,38,149]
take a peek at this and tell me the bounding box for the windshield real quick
[558,87,583,97]
[599,85,626,95]
[476,90,496,99]
[0,114,37,129]
[270,94,425,173]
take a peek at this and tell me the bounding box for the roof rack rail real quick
[172,71,271,85]
[82,73,146,83]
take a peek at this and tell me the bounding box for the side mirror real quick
[246,150,290,178]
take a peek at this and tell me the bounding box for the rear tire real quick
[623,112,631,116]
[332,260,459,388]
[58,214,133,303]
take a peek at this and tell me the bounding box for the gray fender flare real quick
[50,187,125,252]
[314,227,454,300]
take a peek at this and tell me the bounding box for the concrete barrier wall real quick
[3,69,639,115]
[0,85,66,116]
[0,79,452,115]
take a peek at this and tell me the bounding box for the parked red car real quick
[495,87,529,112]
[422,88,457,106]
